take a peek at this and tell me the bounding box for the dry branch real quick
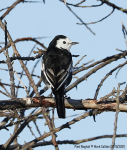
[94,61,127,99]
[4,21,15,98]
[66,1,103,8]
[0,97,127,112]
[0,37,46,54]
[100,0,127,14]
[67,51,127,93]
[0,0,22,20]
[111,83,120,149]
[18,109,102,149]
[1,134,127,149]
[66,5,95,35]
[0,68,40,79]
[0,19,40,97]
[73,51,127,75]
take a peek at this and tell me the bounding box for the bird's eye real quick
[63,41,66,44]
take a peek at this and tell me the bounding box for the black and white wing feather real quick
[41,48,72,91]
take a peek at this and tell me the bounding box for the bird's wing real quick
[41,60,54,88]
[41,59,72,90]
[55,61,73,90]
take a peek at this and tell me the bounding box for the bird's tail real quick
[54,89,65,118]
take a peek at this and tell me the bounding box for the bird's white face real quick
[55,37,73,51]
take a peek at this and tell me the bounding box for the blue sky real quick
[0,0,127,149]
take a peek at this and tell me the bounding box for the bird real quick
[41,35,78,118]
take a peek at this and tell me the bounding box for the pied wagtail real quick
[41,35,78,118]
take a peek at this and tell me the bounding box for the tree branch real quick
[0,96,127,112]
[4,21,15,98]
[100,0,127,14]
[2,134,127,149]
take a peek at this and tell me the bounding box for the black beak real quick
[72,42,79,45]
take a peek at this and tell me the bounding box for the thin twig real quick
[86,8,115,25]
[13,67,30,97]
[20,109,102,149]
[73,51,127,75]
[94,61,127,100]
[28,59,41,94]
[27,123,36,138]
[67,52,127,93]
[1,134,127,149]
[16,44,37,97]
[2,109,43,149]
[0,0,22,20]
[0,90,10,97]
[73,55,86,70]
[60,0,103,8]
[121,20,127,49]
[0,19,40,97]
[111,83,120,150]
[4,20,15,98]
[0,37,47,54]
[0,68,40,78]
[66,5,95,35]
[33,121,41,137]
[0,82,11,97]
[100,0,127,14]
[30,78,43,97]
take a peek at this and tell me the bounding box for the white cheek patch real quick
[55,38,72,51]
